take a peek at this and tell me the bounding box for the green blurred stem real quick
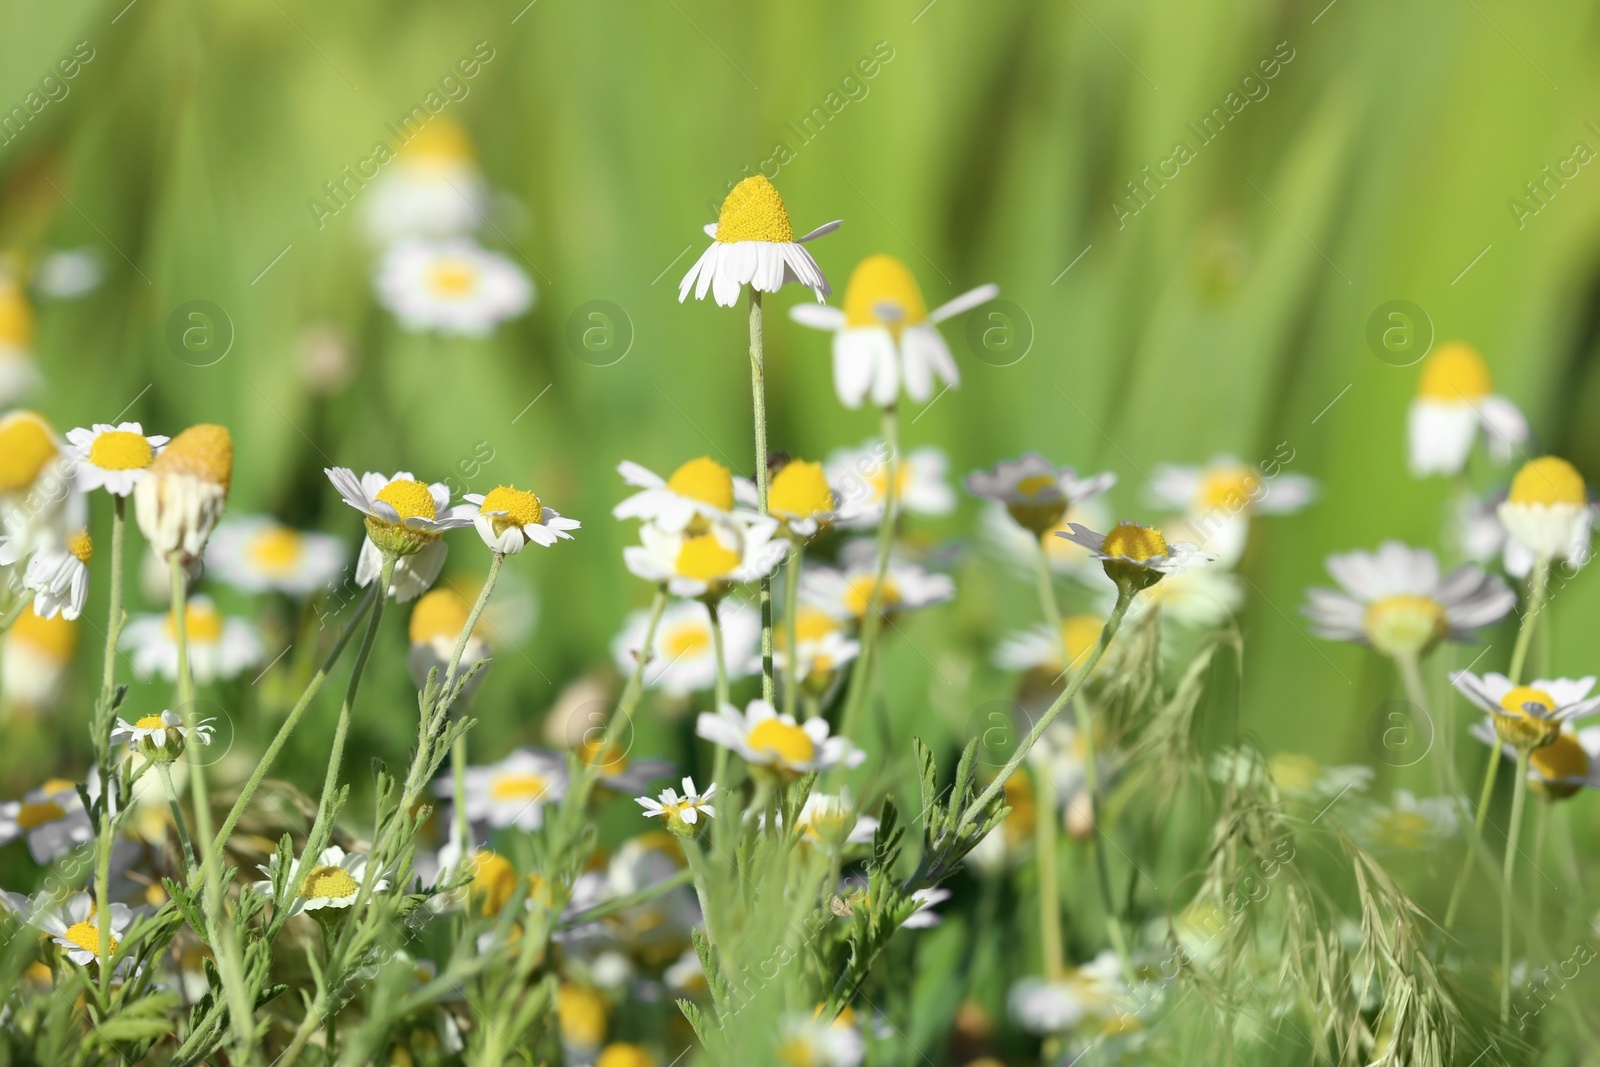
[0,598,26,635]
[748,286,775,704]
[94,810,113,998]
[838,406,900,747]
[1508,561,1549,686]
[1033,762,1064,977]
[445,550,503,852]
[1500,746,1531,1025]
[98,496,127,713]
[158,761,197,875]
[708,598,732,793]
[1444,747,1501,931]
[599,585,668,757]
[1394,653,1448,796]
[1532,797,1549,954]
[783,542,803,720]
[1033,535,1065,653]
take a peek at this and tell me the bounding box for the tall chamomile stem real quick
[1501,746,1532,1024]
[1395,653,1448,795]
[747,286,775,704]
[1443,749,1500,931]
[593,585,669,769]
[783,542,804,720]
[99,496,127,709]
[1508,561,1549,687]
[707,598,732,792]
[1031,758,1065,977]
[838,406,900,747]
[445,551,504,851]
[0,597,26,635]
[157,762,197,875]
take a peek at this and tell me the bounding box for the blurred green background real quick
[5,0,1600,797]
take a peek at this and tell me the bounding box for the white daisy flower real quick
[828,441,954,527]
[407,587,492,693]
[1243,751,1374,800]
[902,886,952,929]
[444,748,569,831]
[464,484,580,554]
[1471,721,1600,799]
[110,709,215,762]
[696,699,865,777]
[980,496,1117,583]
[966,454,1116,537]
[253,845,388,918]
[121,595,264,684]
[326,467,472,597]
[1360,791,1462,850]
[1301,542,1515,659]
[1008,951,1131,1035]
[611,598,758,697]
[790,252,997,408]
[801,549,955,622]
[0,410,80,564]
[995,615,1105,675]
[23,529,92,620]
[1407,342,1528,477]
[32,893,134,969]
[773,1012,865,1067]
[613,457,740,534]
[1105,515,1244,628]
[575,738,673,796]
[623,512,785,600]
[636,777,717,832]
[1452,671,1600,753]
[64,422,168,497]
[1148,455,1316,565]
[1497,456,1592,567]
[0,606,77,711]
[795,790,879,847]
[0,778,92,863]
[362,118,487,246]
[356,537,448,603]
[678,174,838,307]
[767,604,860,689]
[0,276,40,406]
[1057,521,1216,595]
[204,516,346,596]
[734,458,838,539]
[376,237,533,337]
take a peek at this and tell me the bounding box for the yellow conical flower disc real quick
[399,116,476,165]
[666,457,734,511]
[1417,342,1492,401]
[1508,456,1586,507]
[1101,523,1168,562]
[843,254,928,329]
[715,175,794,244]
[768,460,832,520]
[410,588,472,644]
[0,280,33,347]
[151,424,232,490]
[0,411,57,492]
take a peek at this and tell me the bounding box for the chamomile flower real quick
[1108,516,1244,628]
[1301,543,1515,660]
[576,738,674,795]
[1497,456,1592,567]
[446,748,568,830]
[110,709,214,762]
[981,495,1116,583]
[696,699,865,777]
[0,410,78,562]
[767,604,860,690]
[1452,671,1600,750]
[773,1012,865,1067]
[795,790,879,847]
[0,276,40,405]
[363,117,487,245]
[327,467,472,598]
[1471,721,1600,799]
[23,529,91,620]
[121,596,264,684]
[133,424,232,564]
[735,458,838,539]
[64,423,168,497]
[789,253,997,408]
[636,777,717,833]
[204,517,346,596]
[376,238,533,336]
[902,887,952,929]
[611,598,758,697]
[623,513,785,600]
[1057,521,1216,595]
[994,615,1105,676]
[1008,952,1131,1035]
[1,606,77,711]
[613,457,739,534]
[678,174,838,307]
[828,441,955,527]
[801,552,955,622]
[0,779,92,863]
[254,845,388,918]
[465,484,580,553]
[1148,455,1316,564]
[32,893,133,968]
[407,587,492,693]
[1360,791,1461,850]
[1407,342,1528,477]
[966,455,1116,537]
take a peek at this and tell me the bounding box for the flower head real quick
[1057,521,1214,595]
[636,777,717,835]
[773,1011,865,1067]
[0,409,60,496]
[65,422,168,497]
[1407,342,1528,477]
[678,175,839,306]
[828,441,954,527]
[1453,671,1600,750]
[623,512,785,601]
[444,748,569,830]
[0,778,92,863]
[326,467,474,560]
[407,587,492,692]
[1471,720,1600,799]
[967,454,1116,537]
[133,423,232,563]
[801,546,955,623]
[111,709,214,763]
[1497,456,1591,566]
[794,790,878,847]
[0,276,40,405]
[767,604,860,693]
[23,530,91,620]
[254,845,388,918]
[121,596,264,684]
[1360,791,1461,850]
[736,458,837,539]
[1147,454,1316,564]
[205,517,346,596]
[466,484,580,553]
[696,699,864,779]
[612,598,758,697]
[1,606,77,711]
[363,117,487,245]
[613,457,739,533]
[376,238,533,336]
[32,893,134,969]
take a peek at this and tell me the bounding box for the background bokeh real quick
[5,0,1600,801]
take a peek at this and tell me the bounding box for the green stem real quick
[708,598,732,789]
[94,811,112,998]
[748,286,774,704]
[1501,747,1531,1025]
[98,496,127,711]
[1508,561,1549,686]
[1444,746,1501,931]
[1532,797,1549,958]
[1032,762,1064,976]
[838,406,900,747]
[783,542,803,720]
[599,586,669,757]
[444,551,504,852]
[0,597,26,636]
[1395,653,1449,796]
[158,761,197,875]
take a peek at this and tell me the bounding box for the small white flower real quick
[696,699,865,776]
[794,790,878,846]
[0,605,77,711]
[376,238,533,336]
[444,748,569,831]
[205,516,346,596]
[1008,951,1131,1035]
[611,598,758,697]
[32,893,134,968]
[356,536,448,603]
[636,777,718,829]
[623,513,785,600]
[33,247,105,300]
[774,1012,865,1067]
[765,604,860,688]
[802,542,955,622]
[254,845,388,918]
[1147,455,1316,565]
[1497,456,1592,567]
[1057,522,1216,586]
[1452,671,1600,729]
[64,422,168,497]
[995,616,1105,675]
[110,709,215,758]
[734,458,838,539]
[0,779,92,864]
[678,174,838,307]
[362,118,487,246]
[1471,720,1600,797]
[828,441,954,527]
[966,454,1115,536]
[464,485,580,554]
[980,496,1116,582]
[1360,791,1462,850]
[613,457,740,534]
[23,530,92,620]
[326,467,475,537]
[1407,342,1528,477]
[121,596,263,684]
[789,252,996,408]
[902,887,952,929]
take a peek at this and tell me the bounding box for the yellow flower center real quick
[150,424,232,490]
[1417,342,1492,401]
[399,116,475,165]
[776,1038,821,1067]
[714,174,795,244]
[164,602,224,643]
[301,864,359,900]
[675,534,741,582]
[246,526,302,574]
[1362,594,1446,658]
[1015,473,1059,499]
[0,280,33,346]
[844,575,900,618]
[1507,456,1586,507]
[87,430,154,471]
[409,589,473,645]
[376,479,438,522]
[746,718,816,766]
[867,462,911,503]
[1498,685,1557,720]
[14,800,67,829]
[1531,733,1589,783]
[578,739,629,776]
[1375,810,1433,849]
[426,258,480,298]
[67,530,92,565]
[596,1042,657,1067]
[134,714,167,730]
[842,254,928,330]
[666,457,734,511]
[768,461,833,522]
[488,773,549,802]
[64,919,116,957]
[1196,467,1260,512]
[557,984,609,1049]
[777,606,840,648]
[479,484,542,530]
[661,619,713,659]
[11,607,77,662]
[0,411,58,493]
[1267,753,1321,794]
[469,850,517,917]
[1100,523,1169,562]
[1061,615,1103,670]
